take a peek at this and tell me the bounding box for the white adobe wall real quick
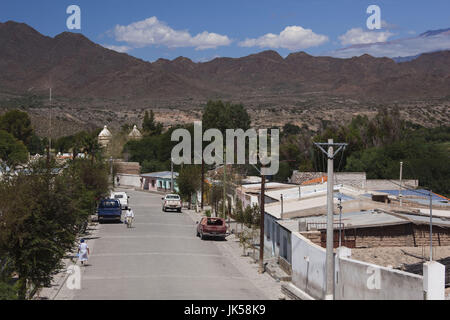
[116,174,141,188]
[290,232,432,300]
[335,257,424,300]
[291,232,327,299]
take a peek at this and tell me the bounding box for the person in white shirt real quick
[125,208,134,226]
[78,239,89,266]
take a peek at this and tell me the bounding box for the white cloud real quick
[338,28,394,45]
[238,26,328,51]
[195,55,221,63]
[102,44,132,53]
[327,33,450,59]
[112,16,231,50]
[381,20,398,30]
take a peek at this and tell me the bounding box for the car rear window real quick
[114,195,124,199]
[207,218,223,226]
[166,195,180,200]
[100,200,119,208]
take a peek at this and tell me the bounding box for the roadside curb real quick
[281,283,316,300]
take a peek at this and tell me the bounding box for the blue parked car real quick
[97,198,122,223]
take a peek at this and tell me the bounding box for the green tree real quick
[0,157,109,299]
[27,133,44,155]
[0,110,34,146]
[177,165,201,209]
[202,100,251,132]
[0,130,28,166]
[142,110,163,136]
[0,161,81,298]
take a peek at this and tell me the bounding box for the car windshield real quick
[100,200,119,208]
[166,195,180,200]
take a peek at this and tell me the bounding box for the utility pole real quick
[259,173,266,273]
[399,161,403,207]
[201,159,204,210]
[223,162,227,219]
[110,156,114,187]
[171,157,174,192]
[429,190,433,261]
[314,139,347,300]
[280,194,284,219]
[47,88,52,166]
[337,196,343,248]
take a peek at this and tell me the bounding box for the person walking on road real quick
[78,239,90,266]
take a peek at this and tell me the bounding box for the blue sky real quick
[1,0,450,62]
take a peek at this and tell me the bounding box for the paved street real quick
[56,188,272,300]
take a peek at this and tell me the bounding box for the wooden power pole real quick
[259,174,266,273]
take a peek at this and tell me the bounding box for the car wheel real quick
[200,232,205,240]
[178,208,181,213]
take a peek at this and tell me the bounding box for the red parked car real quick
[196,217,227,240]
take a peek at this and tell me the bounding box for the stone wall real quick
[312,224,450,248]
[291,171,419,191]
[291,171,366,189]
[366,179,419,190]
[333,172,366,189]
[114,162,141,175]
[290,171,325,184]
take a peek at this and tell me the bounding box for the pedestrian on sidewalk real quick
[78,239,90,266]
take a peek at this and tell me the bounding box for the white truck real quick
[162,194,182,212]
[110,191,129,210]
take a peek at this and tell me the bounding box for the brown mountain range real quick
[0,21,449,138]
[1,20,450,103]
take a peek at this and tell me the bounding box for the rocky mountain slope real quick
[1,21,450,103]
[0,21,449,137]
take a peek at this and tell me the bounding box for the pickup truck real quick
[196,217,227,240]
[162,194,182,212]
[97,199,122,223]
[110,191,129,210]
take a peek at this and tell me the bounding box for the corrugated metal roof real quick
[141,171,179,179]
[286,210,409,230]
[278,210,450,233]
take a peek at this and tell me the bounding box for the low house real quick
[141,171,179,193]
[235,182,294,209]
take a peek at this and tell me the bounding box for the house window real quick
[266,218,271,240]
[151,180,155,187]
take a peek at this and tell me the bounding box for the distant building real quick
[98,125,112,147]
[141,171,179,193]
[128,125,142,141]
